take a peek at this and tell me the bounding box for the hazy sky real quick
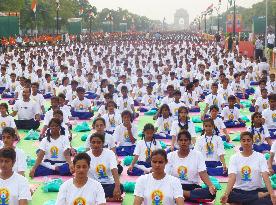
[90,0,263,23]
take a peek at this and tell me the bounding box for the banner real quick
[226,14,242,33]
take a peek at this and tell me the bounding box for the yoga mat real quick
[32,175,72,183]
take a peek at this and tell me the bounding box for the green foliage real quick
[1,0,155,34]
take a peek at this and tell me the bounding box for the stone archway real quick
[174,9,189,30]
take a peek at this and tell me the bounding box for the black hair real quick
[250,112,264,138]
[157,104,172,118]
[46,118,65,142]
[268,94,276,101]
[240,131,253,140]
[2,127,16,139]
[201,118,215,135]
[209,105,219,112]
[76,87,85,93]
[173,90,181,96]
[234,73,240,79]
[62,77,69,85]
[151,149,168,162]
[58,93,66,100]
[211,83,218,87]
[177,130,192,141]
[142,123,156,145]
[73,152,91,165]
[121,110,133,122]
[53,109,63,116]
[228,95,236,102]
[89,132,105,144]
[178,106,189,131]
[0,103,9,114]
[121,85,128,92]
[92,117,106,128]
[0,148,16,163]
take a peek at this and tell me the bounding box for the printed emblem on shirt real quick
[228,114,234,120]
[151,190,163,205]
[262,103,268,109]
[174,108,178,116]
[50,146,59,158]
[206,142,214,155]
[272,113,276,122]
[188,98,193,104]
[124,130,130,142]
[241,166,252,182]
[95,164,108,179]
[78,104,84,110]
[223,93,227,101]
[109,117,115,127]
[145,148,152,160]
[163,122,170,131]
[138,91,142,97]
[123,101,128,108]
[253,134,262,145]
[0,188,9,204]
[148,98,152,104]
[213,98,218,105]
[0,122,6,128]
[177,166,188,180]
[73,197,86,205]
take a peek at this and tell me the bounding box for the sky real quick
[89,0,263,23]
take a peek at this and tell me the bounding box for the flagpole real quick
[35,12,38,38]
[265,0,268,48]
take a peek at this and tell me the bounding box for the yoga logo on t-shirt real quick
[0,122,6,128]
[241,166,252,181]
[206,143,214,155]
[0,188,9,205]
[50,146,59,158]
[272,114,276,122]
[262,103,268,109]
[174,108,178,116]
[109,117,115,127]
[223,93,227,101]
[228,114,234,120]
[213,98,218,105]
[78,104,84,110]
[124,131,130,142]
[163,122,170,131]
[96,164,108,179]
[177,166,188,180]
[151,190,163,205]
[145,149,152,160]
[253,135,262,145]
[73,197,86,205]
[188,98,193,104]
[123,101,128,108]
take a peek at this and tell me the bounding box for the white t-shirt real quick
[221,106,240,121]
[55,178,106,205]
[171,120,196,138]
[84,133,115,150]
[228,152,268,191]
[0,172,31,205]
[133,140,162,162]
[213,117,226,135]
[13,100,40,120]
[154,116,174,134]
[270,141,276,163]
[267,33,275,45]
[194,135,225,161]
[87,149,117,184]
[114,123,137,146]
[166,150,206,184]
[0,116,16,134]
[141,94,157,108]
[71,98,91,112]
[39,135,70,162]
[134,173,183,205]
[169,101,186,119]
[255,97,269,112]
[205,93,224,109]
[116,97,134,113]
[30,93,45,110]
[262,108,276,129]
[247,125,270,145]
[102,111,122,132]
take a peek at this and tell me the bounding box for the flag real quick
[228,0,233,6]
[31,0,37,13]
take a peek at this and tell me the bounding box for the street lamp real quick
[56,0,60,35]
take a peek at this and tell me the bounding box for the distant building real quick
[174,9,189,30]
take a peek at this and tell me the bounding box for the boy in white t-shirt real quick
[255,88,270,113]
[262,94,276,139]
[0,148,31,204]
[139,85,157,112]
[221,95,246,128]
[71,87,93,120]
[169,90,185,119]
